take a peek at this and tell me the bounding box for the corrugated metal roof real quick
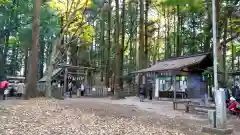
[134,54,208,73]
[38,68,63,82]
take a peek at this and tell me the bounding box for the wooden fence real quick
[37,83,137,98]
[84,87,109,97]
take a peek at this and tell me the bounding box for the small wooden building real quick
[134,53,213,100]
[38,64,95,93]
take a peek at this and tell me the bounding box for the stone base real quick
[202,126,233,135]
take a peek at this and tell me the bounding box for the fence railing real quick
[85,87,109,97]
[37,83,137,98]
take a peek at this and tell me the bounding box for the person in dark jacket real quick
[139,84,145,102]
[147,83,153,100]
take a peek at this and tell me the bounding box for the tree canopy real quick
[0,0,239,98]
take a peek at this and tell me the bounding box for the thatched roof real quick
[134,53,211,73]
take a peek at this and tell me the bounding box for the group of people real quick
[139,83,153,102]
[50,80,87,98]
[68,81,86,98]
[0,79,25,100]
[226,83,240,113]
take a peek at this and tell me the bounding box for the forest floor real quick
[0,97,239,135]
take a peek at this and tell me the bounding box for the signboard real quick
[68,75,84,81]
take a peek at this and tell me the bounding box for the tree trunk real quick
[163,4,167,58]
[204,0,212,52]
[135,0,145,96]
[39,41,45,79]
[222,19,228,83]
[167,8,171,57]
[3,31,10,66]
[176,5,181,57]
[113,0,124,99]
[59,16,66,63]
[120,0,125,89]
[24,47,29,78]
[10,47,16,75]
[128,1,133,69]
[100,11,105,82]
[230,17,235,71]
[105,0,112,88]
[190,13,197,54]
[144,0,149,67]
[24,0,41,99]
[138,0,144,71]
[215,0,224,84]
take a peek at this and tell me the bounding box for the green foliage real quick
[48,0,95,47]
[8,36,19,47]
[0,0,10,5]
[162,0,204,13]
[232,18,240,32]
[0,0,238,80]
[92,0,105,7]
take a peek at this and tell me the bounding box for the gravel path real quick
[0,97,238,135]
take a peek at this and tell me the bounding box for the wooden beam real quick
[57,64,95,70]
[68,72,85,75]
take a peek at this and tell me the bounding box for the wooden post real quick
[84,69,88,95]
[63,68,68,96]
[173,73,176,102]
[85,69,88,84]
[76,69,80,97]
[90,70,93,90]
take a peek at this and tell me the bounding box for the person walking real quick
[68,81,73,98]
[16,80,25,98]
[80,83,85,96]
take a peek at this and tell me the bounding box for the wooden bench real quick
[173,100,191,110]
[168,91,186,99]
[185,103,215,113]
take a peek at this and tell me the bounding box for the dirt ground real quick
[0,97,239,135]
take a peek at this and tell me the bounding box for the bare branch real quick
[61,0,87,33]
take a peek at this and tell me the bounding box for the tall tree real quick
[176,5,181,56]
[113,0,122,98]
[100,9,105,82]
[105,0,112,88]
[144,0,150,66]
[24,0,41,99]
[120,0,125,88]
[137,0,144,87]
